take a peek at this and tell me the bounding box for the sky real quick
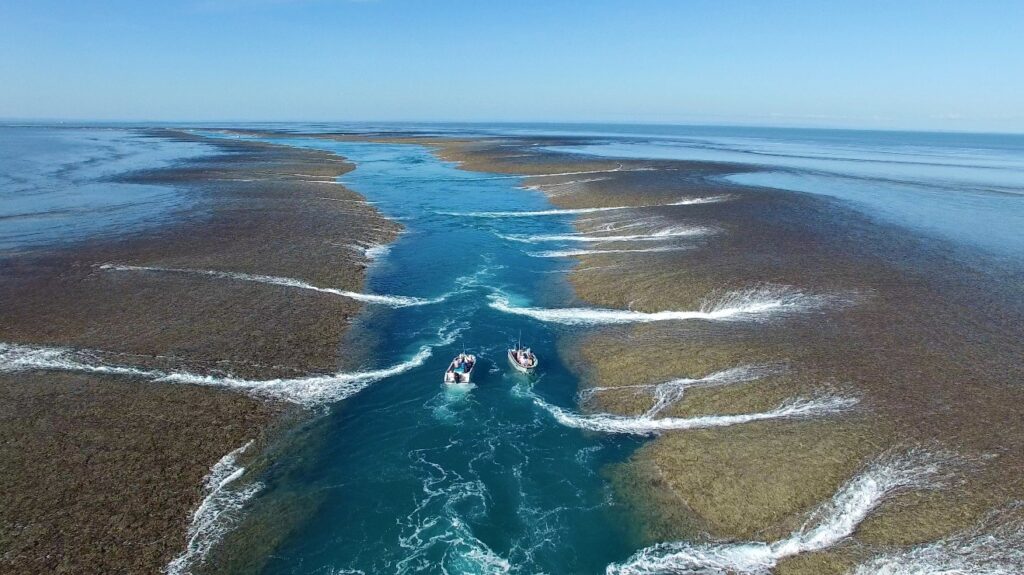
[1,0,1022,132]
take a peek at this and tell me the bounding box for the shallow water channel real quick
[232,137,643,574]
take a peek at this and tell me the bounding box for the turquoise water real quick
[0,126,211,251]
[238,137,641,574]
[201,122,1024,259]
[12,123,1022,572]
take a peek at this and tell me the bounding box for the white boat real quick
[444,352,476,384]
[507,342,537,374]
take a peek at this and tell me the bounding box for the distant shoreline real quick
[4,120,1024,138]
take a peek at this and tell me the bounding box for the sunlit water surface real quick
[537,125,1024,260]
[226,136,642,575]
[0,126,211,250]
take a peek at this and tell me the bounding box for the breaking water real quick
[7,127,1000,573]
[541,124,1024,260]
[487,285,834,325]
[607,449,956,574]
[186,135,858,574]
[191,136,648,574]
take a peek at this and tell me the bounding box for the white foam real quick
[453,261,504,289]
[165,441,262,575]
[528,246,688,258]
[442,205,632,218]
[521,176,611,192]
[0,339,449,407]
[580,364,782,418]
[496,225,713,244]
[345,242,392,261]
[850,504,1024,575]
[99,264,439,307]
[0,343,156,379]
[410,167,645,184]
[535,392,857,435]
[446,194,729,216]
[396,452,511,575]
[607,449,955,574]
[448,194,729,216]
[666,194,733,206]
[363,244,391,260]
[584,219,652,233]
[488,285,828,325]
[523,165,650,178]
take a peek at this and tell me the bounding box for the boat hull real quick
[444,372,472,385]
[507,349,537,374]
[444,354,476,384]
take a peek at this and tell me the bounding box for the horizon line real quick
[1,117,1023,137]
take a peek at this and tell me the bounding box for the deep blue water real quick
[0,126,210,251]
[229,136,641,574]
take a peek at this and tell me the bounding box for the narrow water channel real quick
[233,137,642,574]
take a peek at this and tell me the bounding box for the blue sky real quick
[1,0,1022,131]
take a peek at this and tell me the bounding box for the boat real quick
[444,352,476,384]
[507,337,538,374]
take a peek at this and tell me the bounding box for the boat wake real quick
[396,450,511,575]
[0,332,455,407]
[850,503,1024,575]
[165,441,262,575]
[488,285,830,325]
[496,225,713,244]
[532,391,857,435]
[99,264,443,307]
[579,364,783,418]
[607,449,956,574]
[439,196,729,218]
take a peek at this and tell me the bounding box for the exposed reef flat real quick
[315,131,1024,574]
[0,130,398,574]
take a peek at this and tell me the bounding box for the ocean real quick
[2,123,1022,574]
[0,125,210,251]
